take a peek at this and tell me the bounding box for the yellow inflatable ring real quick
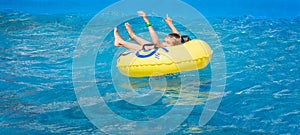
[117,39,213,77]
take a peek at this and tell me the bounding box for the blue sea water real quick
[1,0,300,134]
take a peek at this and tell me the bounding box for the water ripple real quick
[1,11,299,134]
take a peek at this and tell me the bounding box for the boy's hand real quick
[137,11,146,17]
[164,14,173,24]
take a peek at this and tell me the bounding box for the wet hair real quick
[165,33,181,45]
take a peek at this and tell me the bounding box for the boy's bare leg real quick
[114,27,142,50]
[125,22,151,46]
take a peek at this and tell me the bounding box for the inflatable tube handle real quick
[181,35,191,43]
[142,43,155,50]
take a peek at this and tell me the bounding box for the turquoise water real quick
[1,0,300,134]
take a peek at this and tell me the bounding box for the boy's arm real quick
[164,14,180,35]
[138,11,164,48]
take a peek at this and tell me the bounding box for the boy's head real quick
[163,33,181,46]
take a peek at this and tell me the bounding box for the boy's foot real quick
[114,27,123,47]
